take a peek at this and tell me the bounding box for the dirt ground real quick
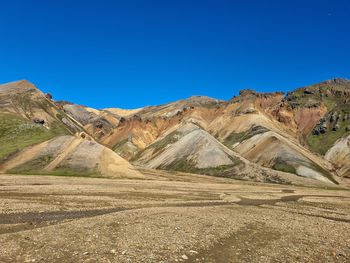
[0,170,349,263]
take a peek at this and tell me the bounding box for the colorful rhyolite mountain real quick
[1,78,350,185]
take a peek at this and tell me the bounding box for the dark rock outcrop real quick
[33,118,45,125]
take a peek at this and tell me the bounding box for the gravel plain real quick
[0,171,349,263]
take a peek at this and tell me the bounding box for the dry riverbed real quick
[0,171,349,263]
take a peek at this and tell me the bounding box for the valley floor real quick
[0,171,350,263]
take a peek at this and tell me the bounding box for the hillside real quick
[0,135,143,178]
[0,80,81,162]
[1,78,350,185]
[94,79,350,184]
[0,81,141,178]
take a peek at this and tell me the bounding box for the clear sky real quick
[0,0,349,109]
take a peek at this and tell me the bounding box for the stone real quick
[45,93,53,100]
[320,125,327,134]
[312,128,320,135]
[33,118,45,125]
[132,114,142,121]
[303,90,314,95]
[333,123,340,131]
[94,120,103,129]
[181,255,188,260]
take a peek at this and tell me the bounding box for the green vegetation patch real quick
[147,131,180,155]
[8,155,55,174]
[307,113,350,156]
[9,159,98,177]
[131,130,182,161]
[162,156,241,177]
[9,169,98,177]
[113,138,140,160]
[0,113,69,162]
[272,158,296,174]
[45,169,97,177]
[223,125,269,149]
[112,138,129,152]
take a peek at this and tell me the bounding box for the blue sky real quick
[0,0,349,109]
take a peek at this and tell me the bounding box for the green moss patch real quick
[307,113,350,155]
[272,158,296,174]
[131,130,182,161]
[8,155,55,174]
[0,113,69,162]
[161,156,241,177]
[223,125,269,149]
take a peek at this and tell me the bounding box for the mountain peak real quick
[324,78,350,85]
[185,95,221,103]
[0,79,41,94]
[1,79,34,87]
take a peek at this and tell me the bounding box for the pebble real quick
[121,250,127,255]
[181,254,188,260]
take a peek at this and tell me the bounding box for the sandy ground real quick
[0,171,349,263]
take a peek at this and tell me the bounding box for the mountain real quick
[0,80,142,178]
[134,122,242,170]
[0,135,143,178]
[1,78,350,185]
[0,80,79,162]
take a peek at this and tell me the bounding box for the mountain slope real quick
[135,123,242,170]
[325,134,350,178]
[232,128,335,183]
[0,80,142,178]
[283,78,350,153]
[0,80,83,162]
[0,135,143,178]
[106,86,343,184]
[2,78,350,185]
[131,122,317,184]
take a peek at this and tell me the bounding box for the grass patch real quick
[0,113,69,162]
[46,169,97,177]
[9,160,97,177]
[9,169,98,178]
[113,138,140,160]
[272,158,296,174]
[307,118,350,155]
[223,126,269,149]
[162,156,241,176]
[8,155,55,173]
[7,154,97,177]
[131,130,181,161]
[112,138,129,152]
[147,131,180,154]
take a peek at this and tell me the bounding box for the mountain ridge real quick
[1,78,350,186]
